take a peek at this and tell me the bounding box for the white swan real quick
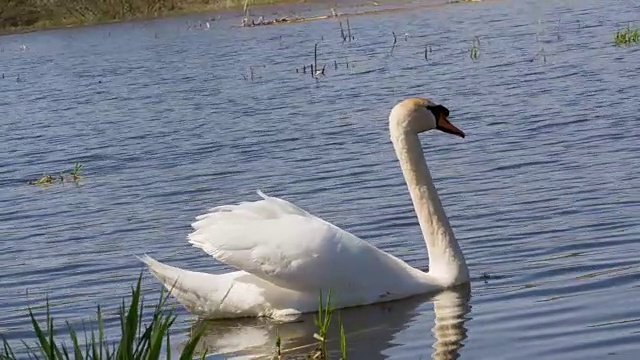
[141,97,469,320]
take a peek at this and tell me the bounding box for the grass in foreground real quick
[0,275,206,360]
[1,276,349,360]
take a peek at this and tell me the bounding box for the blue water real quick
[1,0,640,358]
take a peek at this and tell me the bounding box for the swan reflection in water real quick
[183,283,471,359]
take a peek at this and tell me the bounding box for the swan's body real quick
[141,97,469,320]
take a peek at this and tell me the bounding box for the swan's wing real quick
[188,191,405,293]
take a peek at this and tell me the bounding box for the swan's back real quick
[188,191,432,296]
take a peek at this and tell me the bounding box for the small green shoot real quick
[71,162,84,181]
[339,312,347,360]
[311,289,335,359]
[273,328,282,360]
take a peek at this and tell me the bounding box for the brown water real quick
[1,0,640,358]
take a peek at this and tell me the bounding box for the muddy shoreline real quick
[0,0,483,37]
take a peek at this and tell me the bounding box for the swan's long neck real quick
[390,130,469,286]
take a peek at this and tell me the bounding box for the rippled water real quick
[2,0,640,358]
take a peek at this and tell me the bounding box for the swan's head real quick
[389,98,465,138]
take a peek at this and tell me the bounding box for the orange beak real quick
[436,116,465,138]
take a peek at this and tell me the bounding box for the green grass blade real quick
[166,330,171,360]
[117,275,143,358]
[179,323,206,360]
[314,289,323,330]
[45,300,61,360]
[132,323,153,358]
[150,315,176,358]
[2,335,17,359]
[82,319,91,359]
[116,297,127,358]
[61,343,71,360]
[339,312,347,360]
[27,306,51,359]
[98,304,105,359]
[47,301,54,359]
[323,289,333,334]
[90,320,98,359]
[66,321,84,360]
[137,298,144,338]
[20,339,37,359]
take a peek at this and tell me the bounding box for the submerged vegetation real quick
[29,162,84,186]
[614,25,640,46]
[0,277,348,359]
[469,35,480,61]
[0,0,283,33]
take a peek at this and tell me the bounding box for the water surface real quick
[1,0,640,358]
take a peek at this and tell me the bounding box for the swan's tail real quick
[138,255,224,317]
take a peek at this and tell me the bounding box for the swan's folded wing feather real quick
[187,192,385,292]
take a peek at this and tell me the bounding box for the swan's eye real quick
[426,105,449,119]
